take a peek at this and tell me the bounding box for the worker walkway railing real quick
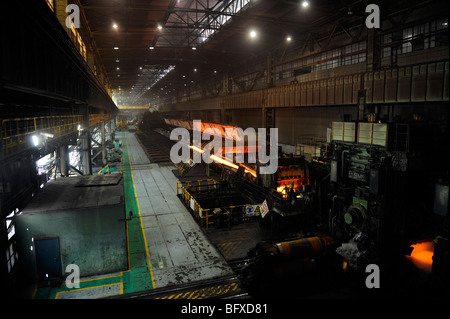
[176,179,263,229]
[1,114,115,156]
[89,114,115,127]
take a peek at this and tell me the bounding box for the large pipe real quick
[273,235,335,261]
[241,235,337,288]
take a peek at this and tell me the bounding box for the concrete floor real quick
[126,132,233,287]
[32,131,233,299]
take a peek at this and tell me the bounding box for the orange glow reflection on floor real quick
[407,241,434,273]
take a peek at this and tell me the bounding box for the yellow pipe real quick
[274,235,334,260]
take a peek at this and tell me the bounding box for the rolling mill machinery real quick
[252,155,315,231]
[160,117,317,229]
[139,114,448,297]
[240,118,449,297]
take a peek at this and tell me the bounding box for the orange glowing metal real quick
[240,164,257,177]
[189,145,204,154]
[277,186,287,194]
[210,154,239,169]
[189,145,257,177]
[276,185,295,199]
[407,241,434,273]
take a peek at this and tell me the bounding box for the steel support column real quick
[101,112,106,165]
[80,129,92,175]
[59,145,69,177]
[80,106,92,175]
[366,28,380,72]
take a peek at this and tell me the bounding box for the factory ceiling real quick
[78,0,439,106]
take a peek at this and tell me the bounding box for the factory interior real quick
[1,0,449,306]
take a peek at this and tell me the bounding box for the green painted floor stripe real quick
[33,132,154,299]
[120,131,155,293]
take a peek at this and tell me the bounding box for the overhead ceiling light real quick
[286,36,292,42]
[157,24,163,30]
[249,30,257,38]
[149,46,155,50]
[194,68,197,72]
[302,0,309,7]
[116,67,120,70]
[192,46,197,50]
[139,66,143,70]
[115,59,120,62]
[114,46,119,50]
[113,23,118,29]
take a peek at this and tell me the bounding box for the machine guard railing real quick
[176,179,263,228]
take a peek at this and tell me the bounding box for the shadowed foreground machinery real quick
[240,235,345,294]
[238,120,449,297]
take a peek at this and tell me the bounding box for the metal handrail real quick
[178,179,263,229]
[1,114,114,156]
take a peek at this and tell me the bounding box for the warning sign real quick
[261,200,270,218]
[245,205,261,217]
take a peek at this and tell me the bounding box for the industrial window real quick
[5,210,19,274]
[285,71,293,78]
[402,42,412,54]
[381,19,448,58]
[200,0,252,43]
[382,34,392,45]
[240,40,367,84]
[6,243,18,273]
[313,41,366,71]
[402,27,413,53]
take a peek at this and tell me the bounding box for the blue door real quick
[35,238,62,281]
